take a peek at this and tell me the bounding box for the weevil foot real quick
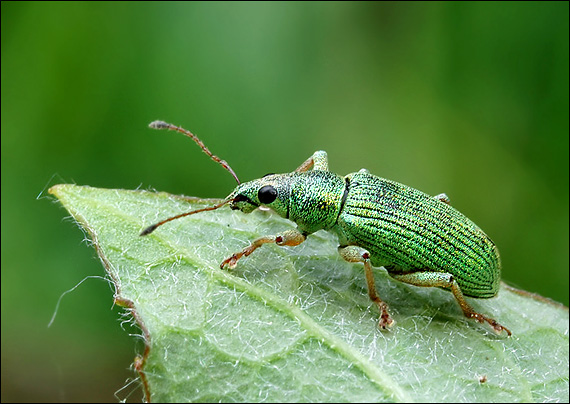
[220,236,277,269]
[469,312,512,336]
[220,231,307,270]
[389,270,511,336]
[377,302,395,329]
[337,246,395,330]
[220,254,240,269]
[433,193,451,204]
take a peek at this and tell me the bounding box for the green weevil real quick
[141,120,511,336]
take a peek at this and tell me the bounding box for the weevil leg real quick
[389,271,511,336]
[221,229,307,269]
[433,193,450,204]
[338,246,394,329]
[295,151,329,172]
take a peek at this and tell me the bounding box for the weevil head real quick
[226,173,293,217]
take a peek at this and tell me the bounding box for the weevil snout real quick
[226,175,293,217]
[228,193,259,213]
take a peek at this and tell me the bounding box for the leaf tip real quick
[48,184,65,198]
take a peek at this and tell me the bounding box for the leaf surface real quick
[50,184,569,402]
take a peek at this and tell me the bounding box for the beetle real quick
[141,120,511,336]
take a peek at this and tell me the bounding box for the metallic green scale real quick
[335,171,500,298]
[143,122,510,335]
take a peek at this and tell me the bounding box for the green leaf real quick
[50,184,569,402]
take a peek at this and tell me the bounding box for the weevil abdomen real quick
[334,171,500,298]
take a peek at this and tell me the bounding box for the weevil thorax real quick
[227,171,346,234]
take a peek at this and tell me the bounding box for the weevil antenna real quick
[140,199,233,236]
[149,120,240,184]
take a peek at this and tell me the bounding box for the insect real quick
[141,120,511,336]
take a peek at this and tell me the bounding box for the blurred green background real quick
[2,2,568,402]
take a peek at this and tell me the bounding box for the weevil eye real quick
[258,185,277,204]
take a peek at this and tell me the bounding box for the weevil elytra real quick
[141,121,511,336]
